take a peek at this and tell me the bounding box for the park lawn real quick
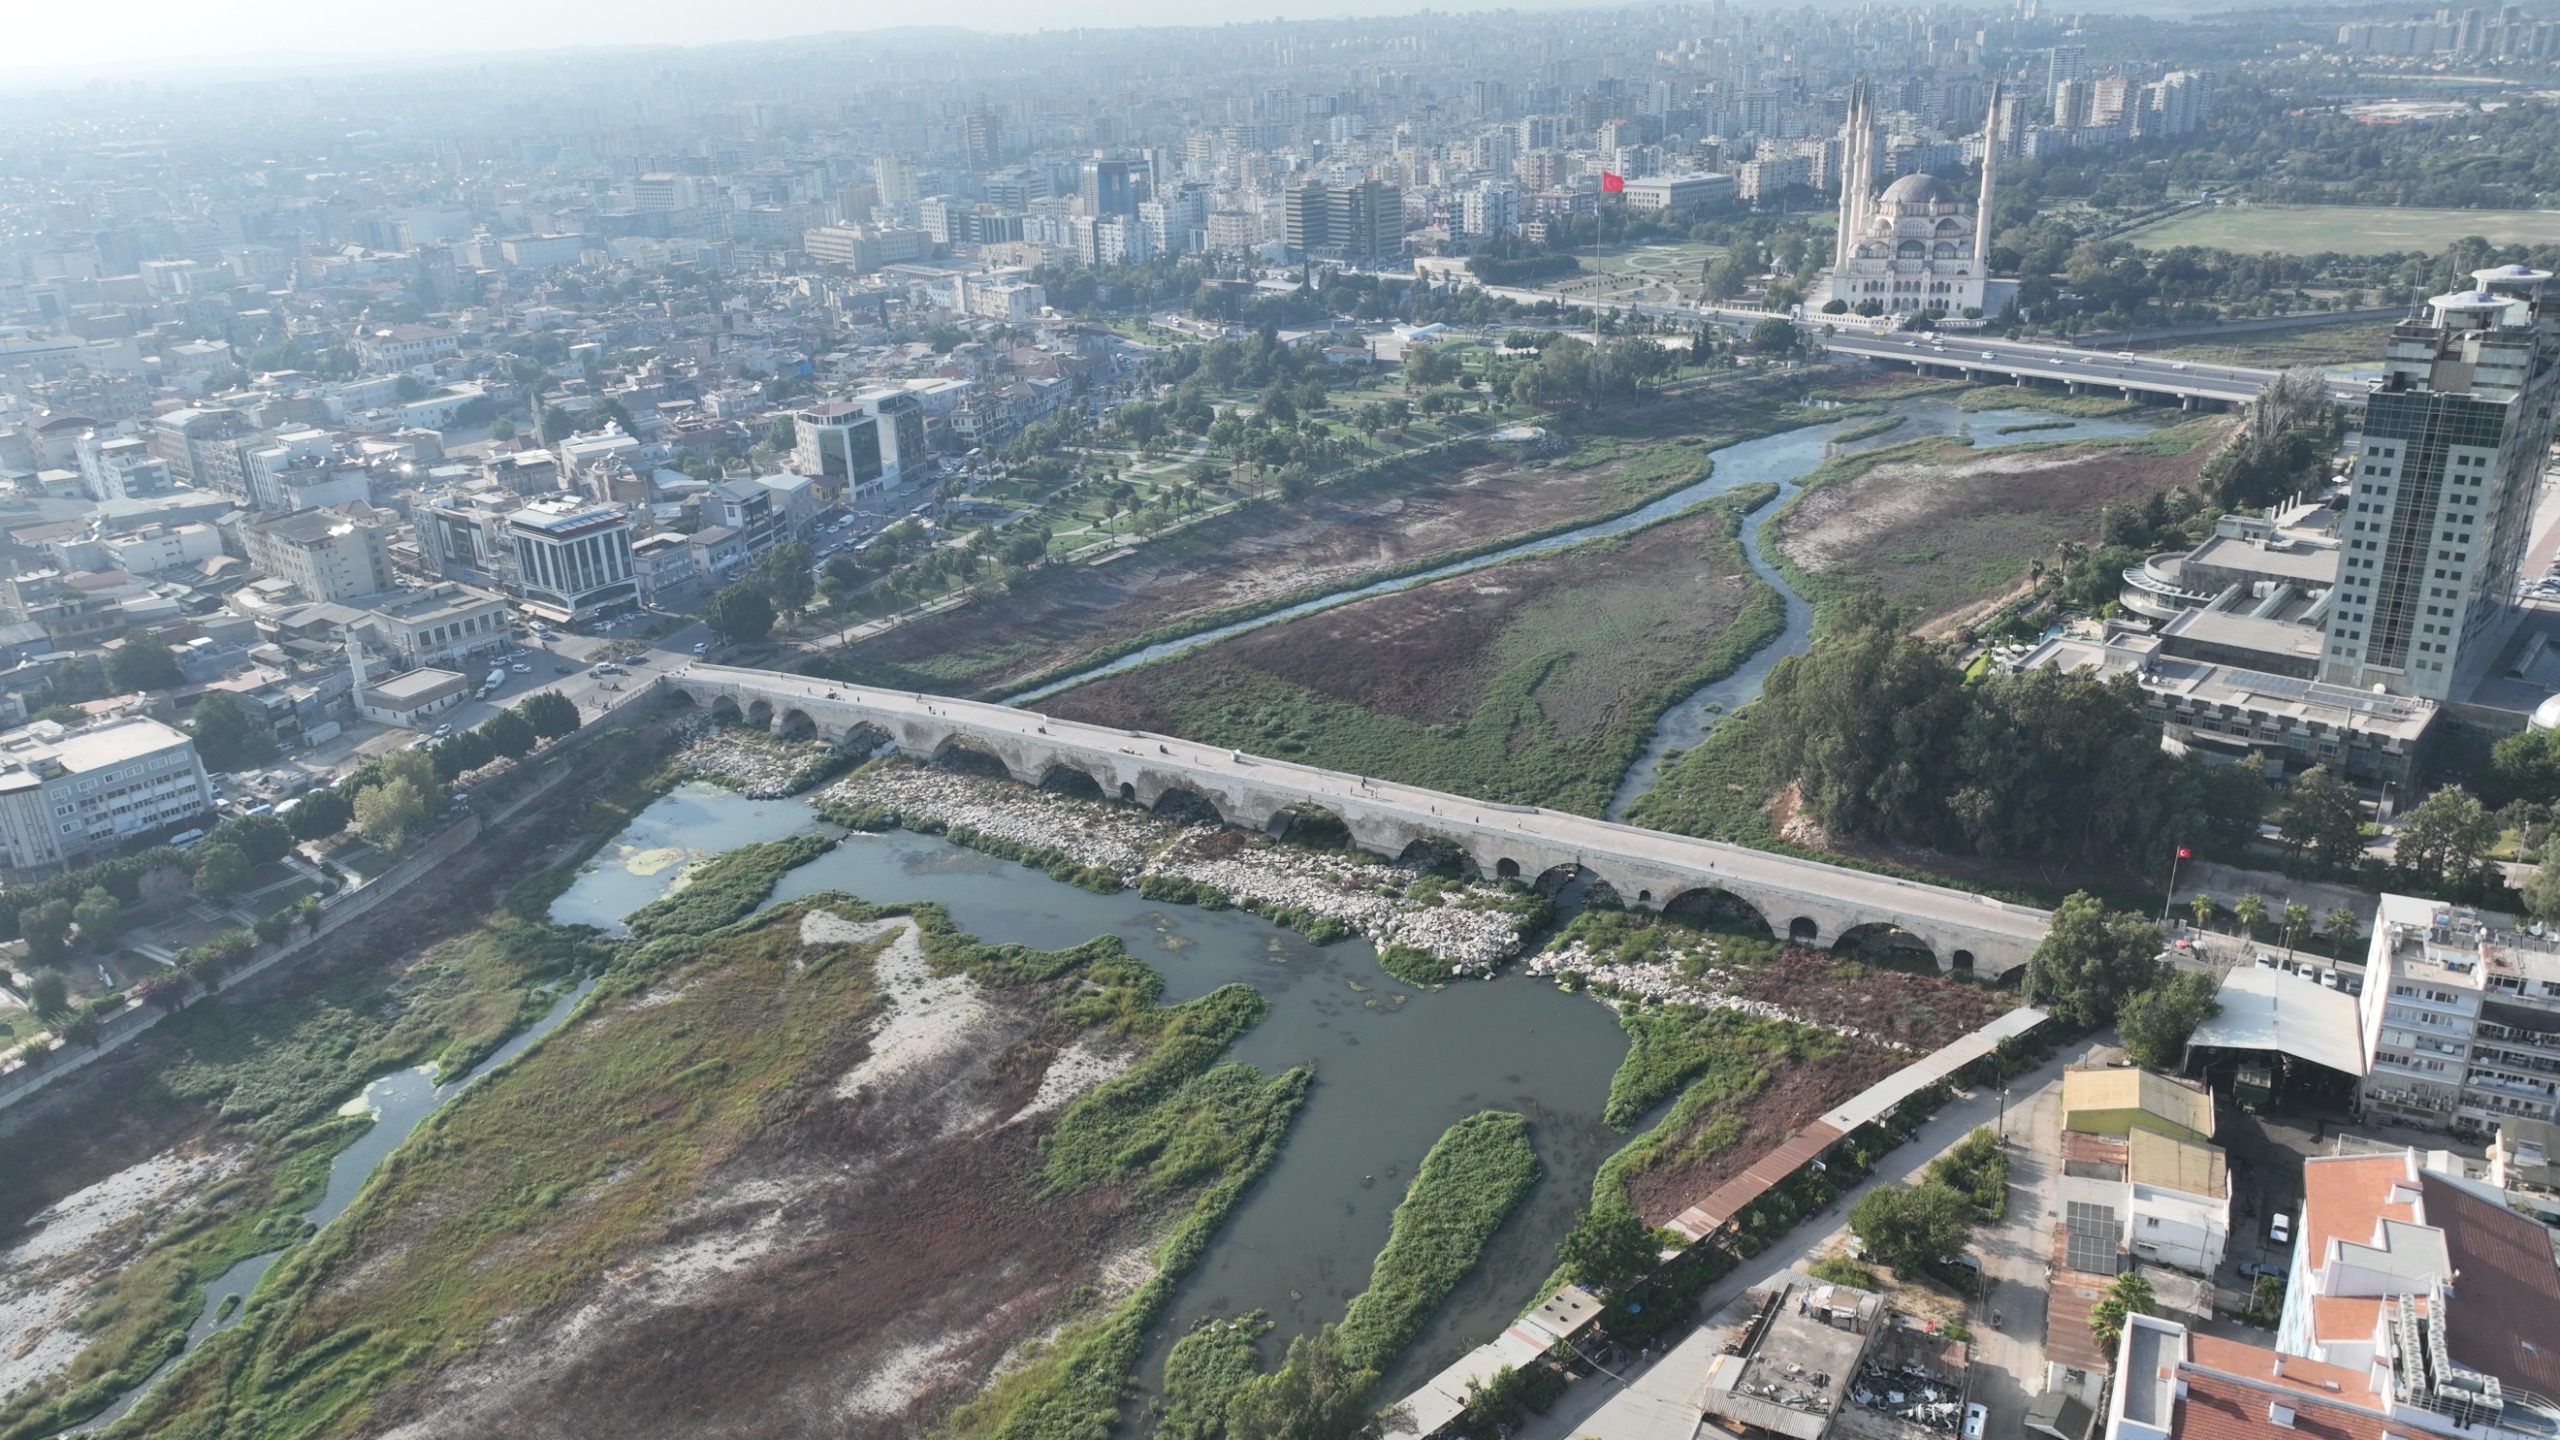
[2122,203,2560,255]
[2151,319,2400,369]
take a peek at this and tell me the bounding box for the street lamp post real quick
[1997,1086,2012,1143]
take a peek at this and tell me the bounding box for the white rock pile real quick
[818,763,1539,972]
[1526,941,1908,1048]
[678,721,840,799]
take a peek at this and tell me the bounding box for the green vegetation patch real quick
[2121,203,2560,256]
[1156,1312,1275,1440]
[1337,1111,1542,1374]
[621,833,836,940]
[1603,1005,1844,1131]
[1958,386,2139,418]
[1050,489,1786,815]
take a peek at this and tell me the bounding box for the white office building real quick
[506,498,638,624]
[0,718,215,868]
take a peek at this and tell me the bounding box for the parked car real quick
[2238,1261,2285,1280]
[692,642,709,654]
[2269,1211,2293,1246]
[1965,1404,1988,1440]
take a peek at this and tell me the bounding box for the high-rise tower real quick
[2323,266,2560,699]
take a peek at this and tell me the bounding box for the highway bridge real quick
[1812,330,2373,408]
[661,664,2055,976]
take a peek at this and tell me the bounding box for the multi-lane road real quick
[1815,329,2371,406]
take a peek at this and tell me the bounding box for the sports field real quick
[2123,203,2560,255]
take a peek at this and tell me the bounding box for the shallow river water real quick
[551,783,1633,1403]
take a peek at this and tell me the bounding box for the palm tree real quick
[2324,906,2363,948]
[2234,892,2269,937]
[2190,893,2218,932]
[2283,901,2314,961]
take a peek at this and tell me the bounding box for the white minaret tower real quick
[1833,77,1870,274]
[1974,81,2003,271]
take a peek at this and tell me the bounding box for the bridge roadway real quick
[1814,330,2373,408]
[662,664,2053,975]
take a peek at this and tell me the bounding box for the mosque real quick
[1823,79,2010,318]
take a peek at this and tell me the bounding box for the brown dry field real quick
[1627,1044,1904,1227]
[1727,948,2013,1051]
[1628,951,2008,1227]
[362,943,1149,1440]
[1777,426,2228,626]
[827,379,1806,699]
[1043,504,1758,741]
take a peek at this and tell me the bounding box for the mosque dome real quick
[1879,173,1956,207]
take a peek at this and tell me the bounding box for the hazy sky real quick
[9,0,1478,78]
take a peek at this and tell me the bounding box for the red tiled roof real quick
[2172,1368,2390,1440]
[2187,1335,2380,1408]
[1665,1122,1844,1240]
[2300,1153,2417,1275]
[2310,1296,2384,1349]
[2422,1172,2560,1402]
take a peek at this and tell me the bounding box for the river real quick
[547,782,1633,1409]
[73,979,597,1434]
[1004,391,2167,821]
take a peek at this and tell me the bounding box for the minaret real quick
[1833,78,1871,283]
[1974,81,2003,270]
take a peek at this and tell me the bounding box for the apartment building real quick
[2357,893,2560,1134]
[360,584,511,670]
[2269,1148,2560,1440]
[241,505,395,604]
[0,718,215,869]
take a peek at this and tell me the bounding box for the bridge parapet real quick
[657,666,2052,976]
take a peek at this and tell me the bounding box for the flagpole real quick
[2159,847,2187,929]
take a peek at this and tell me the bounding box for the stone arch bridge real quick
[661,665,2053,976]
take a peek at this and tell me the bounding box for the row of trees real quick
[705,540,820,644]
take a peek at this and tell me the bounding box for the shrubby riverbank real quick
[812,761,1549,984]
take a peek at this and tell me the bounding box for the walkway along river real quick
[1003,391,2165,820]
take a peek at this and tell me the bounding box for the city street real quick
[1515,1034,2108,1440]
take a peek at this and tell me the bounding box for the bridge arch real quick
[930,735,1014,781]
[1787,915,1821,945]
[776,708,816,741]
[1660,886,1777,940]
[1494,858,1522,880]
[1151,786,1224,827]
[745,698,774,731]
[1394,837,1479,878]
[1833,921,1940,972]
[708,694,743,725]
[1037,762,1106,799]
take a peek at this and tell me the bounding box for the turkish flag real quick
[2177,847,2191,859]
[1602,171,1625,193]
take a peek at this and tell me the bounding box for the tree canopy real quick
[707,581,776,644]
[2023,892,2168,1031]
[2117,970,2223,1069]
[1848,1181,1974,1273]
[188,691,278,773]
[107,634,185,692]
